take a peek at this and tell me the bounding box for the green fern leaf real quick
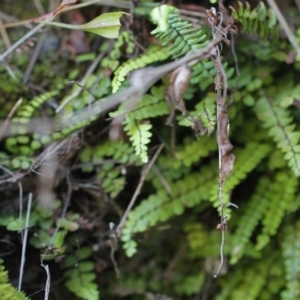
[230,176,272,264]
[256,171,297,250]
[124,118,152,163]
[0,259,30,300]
[281,222,300,299]
[151,5,208,58]
[65,269,99,300]
[122,162,217,257]
[110,86,169,120]
[254,97,300,176]
[111,46,170,93]
[230,263,268,300]
[230,1,278,40]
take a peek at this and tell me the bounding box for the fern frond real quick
[80,140,138,168]
[281,222,300,299]
[2,155,34,170]
[122,163,217,257]
[124,118,152,163]
[230,176,272,264]
[6,90,59,155]
[111,46,170,93]
[254,97,300,176]
[230,1,278,39]
[185,222,233,258]
[81,140,139,197]
[0,258,30,300]
[64,247,99,300]
[101,30,136,72]
[229,263,268,300]
[256,171,298,250]
[190,60,216,90]
[173,272,205,296]
[215,269,245,300]
[16,90,58,121]
[150,5,208,58]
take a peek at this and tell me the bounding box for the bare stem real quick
[18,193,33,291]
[116,144,164,235]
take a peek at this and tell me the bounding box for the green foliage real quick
[190,60,216,90]
[230,1,278,39]
[1,1,300,299]
[0,153,34,170]
[184,222,232,258]
[151,5,208,58]
[122,162,217,257]
[256,171,298,250]
[64,247,99,300]
[226,264,268,300]
[101,30,136,72]
[110,86,170,163]
[0,199,79,261]
[173,272,205,296]
[111,46,170,93]
[0,259,30,300]
[71,12,124,38]
[80,140,139,197]
[178,91,217,133]
[254,96,300,176]
[230,169,298,264]
[281,222,300,299]
[124,118,152,163]
[110,86,169,120]
[6,90,60,155]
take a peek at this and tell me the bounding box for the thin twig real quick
[0,98,22,140]
[116,144,164,235]
[18,176,24,241]
[41,170,72,261]
[18,193,32,291]
[230,33,240,78]
[0,17,11,49]
[40,263,50,300]
[152,165,172,195]
[33,0,46,15]
[22,34,45,84]
[4,63,17,79]
[0,22,44,63]
[56,51,107,112]
[62,0,131,12]
[214,228,225,278]
[266,0,300,56]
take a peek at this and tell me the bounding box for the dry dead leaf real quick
[168,65,190,115]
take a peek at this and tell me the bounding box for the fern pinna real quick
[230,1,277,39]
[254,95,300,177]
[0,259,30,300]
[112,46,170,93]
[150,5,208,58]
[281,222,300,299]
